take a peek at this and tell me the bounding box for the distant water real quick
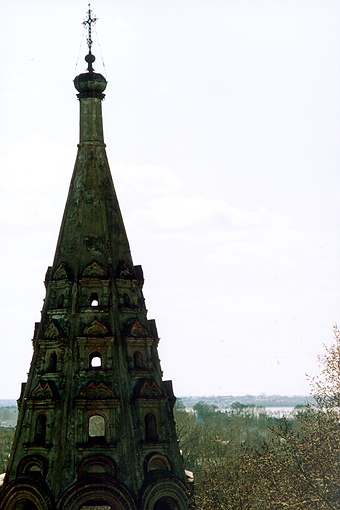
[0,400,17,407]
[264,406,297,416]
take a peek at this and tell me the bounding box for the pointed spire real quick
[52,8,131,277]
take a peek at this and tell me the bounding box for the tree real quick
[193,401,218,420]
[0,428,15,473]
[175,328,340,509]
[250,408,340,509]
[175,401,275,509]
[250,327,340,509]
[309,324,340,408]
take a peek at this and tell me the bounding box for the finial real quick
[83,4,97,71]
[74,4,107,98]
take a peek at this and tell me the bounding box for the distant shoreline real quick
[179,395,315,409]
[0,395,315,409]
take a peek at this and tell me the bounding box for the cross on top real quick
[83,3,97,54]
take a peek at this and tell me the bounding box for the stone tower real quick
[0,9,190,510]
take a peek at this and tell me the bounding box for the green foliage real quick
[0,407,17,428]
[192,401,219,420]
[0,407,17,473]
[0,427,15,473]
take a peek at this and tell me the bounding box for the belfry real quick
[0,7,190,510]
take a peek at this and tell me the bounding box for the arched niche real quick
[48,352,57,372]
[34,414,47,445]
[133,351,143,369]
[144,413,158,442]
[78,455,116,480]
[146,454,171,474]
[17,455,48,478]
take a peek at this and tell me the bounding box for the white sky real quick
[0,0,340,398]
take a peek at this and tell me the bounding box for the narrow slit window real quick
[90,352,102,369]
[145,413,158,442]
[35,414,47,445]
[57,294,65,307]
[48,352,57,372]
[133,351,143,368]
[90,293,99,307]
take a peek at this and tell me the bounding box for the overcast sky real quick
[0,0,340,399]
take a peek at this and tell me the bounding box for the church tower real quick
[0,8,190,510]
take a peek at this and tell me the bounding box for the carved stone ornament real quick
[31,380,59,400]
[117,260,134,279]
[130,319,148,338]
[52,263,69,281]
[82,260,107,278]
[78,381,115,399]
[83,318,109,336]
[44,320,62,339]
[139,379,162,398]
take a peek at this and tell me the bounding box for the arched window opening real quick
[89,414,106,442]
[90,292,99,307]
[34,414,47,445]
[48,352,57,372]
[133,351,143,369]
[153,497,180,510]
[57,294,64,308]
[81,505,111,510]
[145,413,158,442]
[89,352,102,369]
[18,502,39,510]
